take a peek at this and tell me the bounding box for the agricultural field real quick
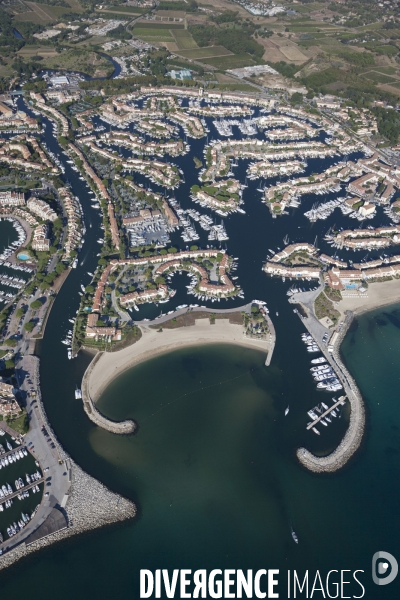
[363,71,400,84]
[201,54,258,70]
[176,46,233,60]
[132,27,175,41]
[171,29,198,50]
[14,1,74,23]
[134,21,185,29]
[17,45,58,58]
[95,6,146,16]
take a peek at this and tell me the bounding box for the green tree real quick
[30,300,42,310]
[24,321,35,333]
[4,338,17,347]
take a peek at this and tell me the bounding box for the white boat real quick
[75,388,82,400]
[311,357,326,364]
[291,526,298,544]
[284,406,289,416]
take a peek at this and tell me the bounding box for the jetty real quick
[289,286,365,473]
[306,396,347,430]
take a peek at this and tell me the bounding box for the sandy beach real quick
[337,278,400,317]
[88,318,273,402]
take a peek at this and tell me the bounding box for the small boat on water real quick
[291,526,299,544]
[75,387,82,400]
[285,406,289,416]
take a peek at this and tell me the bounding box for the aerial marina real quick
[0,61,399,576]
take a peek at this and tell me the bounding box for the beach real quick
[337,278,400,317]
[88,318,273,403]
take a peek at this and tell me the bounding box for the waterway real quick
[0,98,398,597]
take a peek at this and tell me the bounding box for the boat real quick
[312,427,320,435]
[311,357,326,364]
[291,526,298,544]
[285,406,289,416]
[75,387,82,400]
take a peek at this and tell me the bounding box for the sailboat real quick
[285,406,289,416]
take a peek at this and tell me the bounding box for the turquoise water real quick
[16,253,29,261]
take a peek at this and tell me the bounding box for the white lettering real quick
[140,570,154,599]
[353,571,365,599]
[268,570,279,599]
[294,571,309,598]
[326,571,338,599]
[181,570,191,599]
[310,571,325,598]
[209,570,222,599]
[254,570,267,599]
[162,570,179,599]
[341,571,351,599]
[193,570,207,599]
[237,570,253,598]
[224,570,235,599]
[155,570,161,598]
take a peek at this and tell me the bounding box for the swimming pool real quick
[17,252,30,261]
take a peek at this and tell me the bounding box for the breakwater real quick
[0,355,136,571]
[296,311,366,473]
[81,352,137,434]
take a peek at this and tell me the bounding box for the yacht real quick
[311,357,326,364]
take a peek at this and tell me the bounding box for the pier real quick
[2,478,44,503]
[81,353,137,434]
[289,286,365,473]
[306,396,347,430]
[0,444,24,462]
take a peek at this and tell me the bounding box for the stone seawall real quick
[81,352,136,434]
[0,356,136,572]
[297,312,366,473]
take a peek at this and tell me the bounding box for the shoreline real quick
[82,311,275,433]
[0,355,136,572]
[337,278,400,318]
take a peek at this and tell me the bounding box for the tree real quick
[4,338,17,347]
[291,92,303,105]
[16,308,25,319]
[55,262,66,275]
[24,321,35,333]
[85,285,95,294]
[40,282,50,292]
[30,300,42,310]
[5,359,15,370]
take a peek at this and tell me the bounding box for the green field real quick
[176,46,233,59]
[201,54,259,70]
[172,29,198,50]
[134,21,184,29]
[133,28,175,40]
[364,71,398,84]
[95,6,146,15]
